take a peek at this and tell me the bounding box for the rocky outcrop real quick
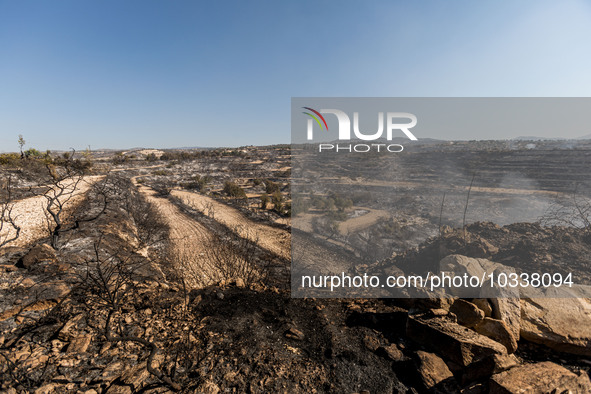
[474,317,517,353]
[440,254,491,282]
[489,361,591,394]
[486,296,520,342]
[439,255,521,340]
[406,313,507,367]
[471,298,492,317]
[520,288,591,356]
[450,299,484,328]
[414,350,457,391]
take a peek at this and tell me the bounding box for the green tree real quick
[265,180,280,194]
[291,198,310,216]
[24,148,41,158]
[18,135,25,157]
[223,181,246,199]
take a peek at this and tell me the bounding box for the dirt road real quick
[171,189,360,275]
[132,179,218,287]
[171,189,291,260]
[0,176,103,248]
[137,184,356,287]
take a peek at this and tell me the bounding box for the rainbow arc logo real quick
[302,107,328,131]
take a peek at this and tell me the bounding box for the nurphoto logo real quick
[303,107,418,152]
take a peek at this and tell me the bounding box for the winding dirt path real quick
[132,179,218,287]
[171,189,291,260]
[135,183,356,288]
[170,189,358,275]
[0,176,103,248]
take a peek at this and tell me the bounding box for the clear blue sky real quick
[1,0,591,151]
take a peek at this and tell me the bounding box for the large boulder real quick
[471,298,493,317]
[489,361,591,394]
[414,350,457,392]
[440,255,521,340]
[406,313,507,367]
[450,299,484,328]
[474,318,517,353]
[520,287,591,356]
[440,254,490,280]
[486,296,521,342]
[440,254,513,278]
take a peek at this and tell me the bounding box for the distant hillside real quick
[514,134,591,141]
[514,136,566,141]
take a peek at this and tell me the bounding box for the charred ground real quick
[1,141,591,393]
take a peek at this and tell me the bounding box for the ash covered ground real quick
[1,140,591,393]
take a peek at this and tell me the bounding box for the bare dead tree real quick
[171,219,270,289]
[541,184,591,232]
[79,236,136,307]
[41,168,84,248]
[356,230,382,263]
[114,177,168,248]
[0,176,21,248]
[104,310,181,391]
[0,168,180,390]
[76,235,180,391]
[203,226,264,285]
[463,173,476,244]
[170,248,210,288]
[29,151,99,248]
[438,191,446,239]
